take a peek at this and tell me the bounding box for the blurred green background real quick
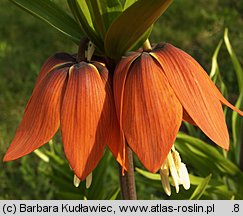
[0,0,242,199]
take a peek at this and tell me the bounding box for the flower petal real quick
[113,53,140,171]
[93,62,127,170]
[198,68,243,116]
[61,62,109,180]
[3,68,68,161]
[113,52,141,130]
[36,52,75,85]
[122,53,182,172]
[24,53,75,111]
[152,43,230,149]
[165,45,243,116]
[183,109,196,125]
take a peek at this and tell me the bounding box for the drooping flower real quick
[113,42,243,176]
[3,52,125,180]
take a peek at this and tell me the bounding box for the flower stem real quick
[143,39,152,52]
[119,146,137,200]
[76,37,89,62]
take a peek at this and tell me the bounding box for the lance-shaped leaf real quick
[224,29,243,92]
[123,0,138,10]
[209,40,227,97]
[224,28,243,156]
[175,133,242,177]
[67,0,84,27]
[85,0,123,40]
[189,174,212,200]
[105,0,173,59]
[73,0,104,51]
[130,25,153,52]
[10,0,82,43]
[210,40,223,80]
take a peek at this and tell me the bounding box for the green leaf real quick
[231,91,243,152]
[210,40,222,79]
[209,40,228,108]
[105,0,173,59]
[107,188,120,200]
[224,28,243,160]
[74,0,95,30]
[189,174,212,200]
[136,168,161,180]
[136,168,211,187]
[10,0,82,43]
[209,39,228,117]
[123,0,138,10]
[67,0,84,27]
[130,25,153,51]
[86,0,123,39]
[71,0,103,50]
[224,28,243,92]
[203,183,235,200]
[175,133,242,177]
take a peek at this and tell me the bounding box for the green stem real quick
[119,146,137,200]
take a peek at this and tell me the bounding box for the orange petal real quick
[93,62,127,170]
[113,52,141,130]
[3,68,68,161]
[61,62,110,180]
[25,53,75,111]
[36,52,75,85]
[122,53,182,173]
[166,45,243,116]
[197,66,243,116]
[183,109,196,126]
[152,43,230,149]
[113,53,140,171]
[106,112,128,172]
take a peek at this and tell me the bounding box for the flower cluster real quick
[4,41,243,194]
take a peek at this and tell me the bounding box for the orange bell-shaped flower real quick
[4,53,125,180]
[113,42,243,173]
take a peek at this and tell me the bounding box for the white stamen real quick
[171,150,181,170]
[73,174,81,187]
[160,159,171,196]
[160,145,190,195]
[167,151,180,193]
[178,163,190,190]
[86,172,92,189]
